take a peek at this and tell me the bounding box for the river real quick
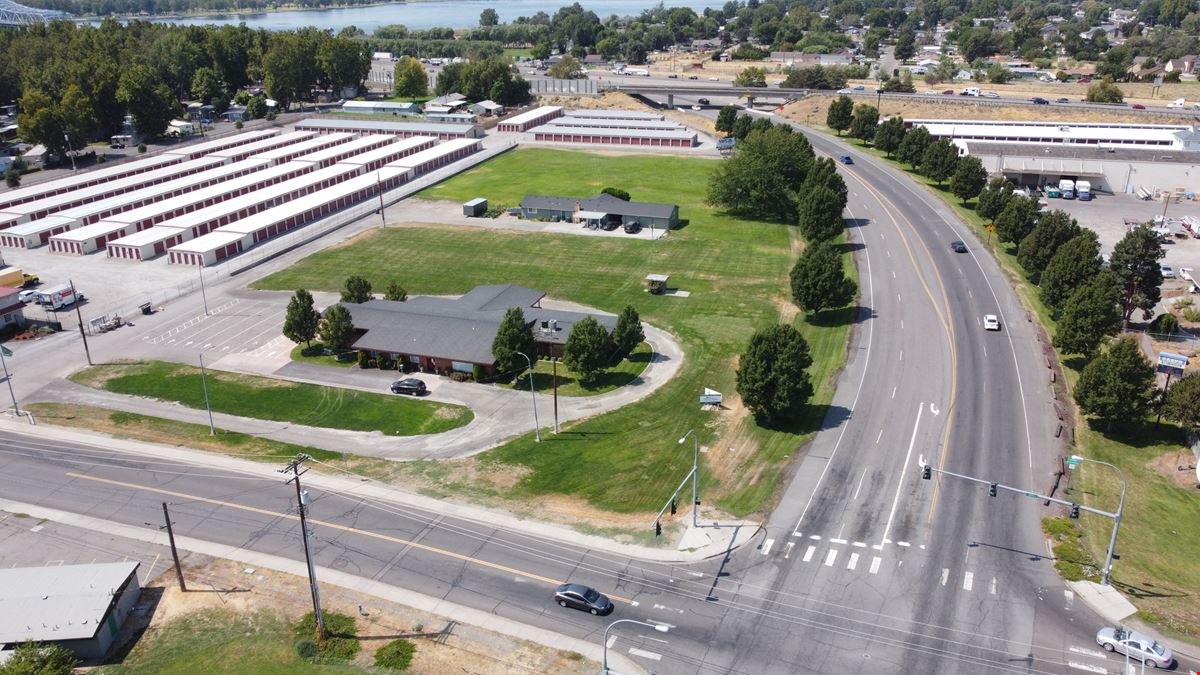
[142,0,721,32]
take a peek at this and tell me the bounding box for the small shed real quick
[463,198,488,217]
[645,274,669,294]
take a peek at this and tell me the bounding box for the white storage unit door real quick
[451,361,474,373]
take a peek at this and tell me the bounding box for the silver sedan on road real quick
[1095,627,1174,668]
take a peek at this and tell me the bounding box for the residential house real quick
[1109,8,1137,25]
[339,284,617,374]
[520,193,679,230]
[691,37,724,51]
[0,286,25,330]
[582,54,607,67]
[1165,55,1198,74]
[1039,23,1061,39]
[1078,25,1122,41]
[426,92,468,109]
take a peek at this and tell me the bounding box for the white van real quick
[1168,98,1186,108]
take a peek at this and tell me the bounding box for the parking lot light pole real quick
[517,351,540,442]
[679,429,699,527]
[603,619,668,675]
[1071,454,1127,586]
[0,345,19,414]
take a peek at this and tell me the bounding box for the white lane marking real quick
[847,553,860,570]
[897,541,911,547]
[870,556,882,574]
[940,568,949,586]
[809,535,821,541]
[990,577,997,595]
[830,538,848,545]
[824,550,838,567]
[1064,589,1075,605]
[875,428,883,444]
[1066,662,1106,673]
[899,350,903,362]
[852,542,866,548]
[891,386,897,398]
[629,648,662,661]
[878,402,924,549]
[607,636,618,648]
[853,468,869,500]
[803,546,816,562]
[963,572,974,591]
[897,292,901,302]
[784,542,794,559]
[901,319,904,329]
[968,288,974,299]
[687,571,703,577]
[1069,646,1107,659]
[761,538,775,555]
[892,271,896,278]
[887,250,891,257]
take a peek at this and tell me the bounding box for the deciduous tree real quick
[1053,273,1123,356]
[1086,76,1124,103]
[897,124,931,169]
[393,57,428,99]
[950,155,987,203]
[492,307,537,376]
[826,94,853,135]
[319,303,354,350]
[850,103,879,143]
[920,139,959,186]
[706,125,814,221]
[480,7,499,26]
[790,241,857,314]
[994,195,1040,245]
[736,324,814,424]
[0,641,78,675]
[873,116,905,156]
[795,186,845,241]
[1161,373,1200,428]
[731,113,753,140]
[715,105,738,133]
[117,64,179,138]
[563,316,613,386]
[1040,230,1103,311]
[1017,210,1081,278]
[611,305,645,357]
[734,66,767,87]
[283,289,321,347]
[977,177,1015,221]
[341,275,373,303]
[1073,335,1155,431]
[1110,226,1165,325]
[549,54,586,79]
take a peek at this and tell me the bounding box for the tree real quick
[563,316,613,386]
[319,304,354,350]
[317,34,371,94]
[790,241,857,314]
[1040,230,1103,311]
[191,67,228,110]
[1017,210,1081,278]
[393,57,428,99]
[734,66,768,87]
[283,289,321,347]
[0,641,78,675]
[795,186,846,241]
[341,275,373,303]
[715,105,738,134]
[601,187,630,201]
[1086,76,1125,103]
[384,281,407,301]
[894,27,917,61]
[611,305,645,357]
[977,177,1015,221]
[731,113,753,140]
[117,64,178,138]
[706,125,814,221]
[480,7,499,26]
[491,307,536,376]
[736,324,814,424]
[1073,335,1155,431]
[549,54,586,79]
[1110,226,1165,325]
[849,104,879,143]
[1054,273,1123,356]
[803,157,848,205]
[4,170,18,188]
[897,124,930,169]
[873,116,905,156]
[826,95,853,135]
[1161,373,1200,428]
[949,155,987,204]
[920,139,959,186]
[58,85,98,153]
[994,195,1040,245]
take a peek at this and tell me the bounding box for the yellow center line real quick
[65,471,633,604]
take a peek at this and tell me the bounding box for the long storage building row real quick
[159,128,281,161]
[288,134,397,169]
[334,136,437,171]
[528,124,697,147]
[564,108,664,121]
[296,118,483,140]
[542,117,688,131]
[497,106,563,133]
[248,132,355,165]
[207,130,318,163]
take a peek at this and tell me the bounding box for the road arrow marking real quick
[930,403,940,416]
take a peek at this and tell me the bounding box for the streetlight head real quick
[653,624,669,633]
[1070,454,1081,461]
[677,437,686,444]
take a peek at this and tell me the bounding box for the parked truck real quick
[961,87,981,97]
[35,283,78,310]
[1076,180,1092,200]
[1058,178,1076,199]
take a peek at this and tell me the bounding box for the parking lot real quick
[1048,192,1200,273]
[0,511,167,577]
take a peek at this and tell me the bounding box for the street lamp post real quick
[63,133,76,172]
[603,619,668,675]
[0,345,19,414]
[679,428,699,527]
[1071,454,1127,586]
[517,351,541,442]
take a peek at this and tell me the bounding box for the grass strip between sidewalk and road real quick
[67,360,472,437]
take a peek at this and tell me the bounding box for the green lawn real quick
[69,361,472,437]
[289,342,356,368]
[503,47,534,59]
[255,148,855,517]
[501,342,653,397]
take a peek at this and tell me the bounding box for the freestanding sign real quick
[1157,351,1188,377]
[700,388,723,406]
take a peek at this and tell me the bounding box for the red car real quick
[1078,77,1091,83]
[1131,103,1146,109]
[941,89,954,95]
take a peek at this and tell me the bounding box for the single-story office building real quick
[519,193,680,230]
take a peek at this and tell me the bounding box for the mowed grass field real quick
[256,149,855,517]
[70,361,472,437]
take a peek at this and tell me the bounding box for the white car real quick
[1161,264,1175,278]
[983,315,1000,331]
[18,289,38,303]
[837,87,853,94]
[708,76,719,81]
[691,104,702,110]
[984,91,1000,98]
[1095,627,1173,669]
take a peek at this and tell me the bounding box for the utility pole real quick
[0,344,19,415]
[281,455,327,639]
[69,280,91,366]
[376,170,385,225]
[198,352,215,436]
[161,502,187,591]
[551,357,559,433]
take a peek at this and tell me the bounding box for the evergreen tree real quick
[1161,373,1200,428]
[319,303,354,350]
[795,186,845,241]
[803,157,848,205]
[977,177,1015,221]
[736,324,814,423]
[732,113,753,140]
[384,280,408,301]
[1109,226,1165,325]
[920,139,959,186]
[1040,230,1103,311]
[873,116,906,157]
[1073,335,1155,431]
[1053,273,1123,357]
[715,105,738,133]
[894,27,917,61]
[1017,210,1081,279]
[950,155,987,203]
[826,95,853,135]
[283,289,321,347]
[492,307,536,376]
[611,305,645,357]
[850,103,880,143]
[994,195,1040,245]
[341,275,373,303]
[790,241,858,315]
[563,316,613,386]
[0,642,79,675]
[897,125,931,169]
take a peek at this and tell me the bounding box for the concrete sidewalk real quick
[1069,580,1200,664]
[0,497,648,675]
[0,417,759,563]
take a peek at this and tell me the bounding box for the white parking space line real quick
[847,553,859,570]
[629,648,662,661]
[897,541,911,547]
[784,542,794,559]
[830,538,847,545]
[869,556,882,574]
[940,568,949,586]
[809,535,821,541]
[761,538,774,555]
[607,636,618,648]
[963,572,974,591]
[1068,646,1107,659]
[803,546,816,563]
[852,541,866,548]
[824,550,838,567]
[990,577,997,595]
[1066,661,1106,673]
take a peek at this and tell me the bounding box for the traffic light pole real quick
[918,455,1123,585]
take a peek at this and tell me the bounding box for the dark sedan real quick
[389,378,427,396]
[951,240,968,253]
[554,583,613,615]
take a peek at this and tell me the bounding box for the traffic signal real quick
[1070,504,1080,519]
[655,520,662,536]
[922,464,932,480]
[989,483,997,497]
[670,499,677,516]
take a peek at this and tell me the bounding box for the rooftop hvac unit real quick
[540,320,550,331]
[550,319,559,331]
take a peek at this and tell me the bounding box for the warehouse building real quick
[497,105,563,133]
[0,154,185,212]
[296,118,483,140]
[963,141,1200,195]
[158,128,281,161]
[908,119,1198,150]
[104,226,188,261]
[564,108,664,121]
[248,132,354,165]
[0,562,141,661]
[290,134,396,169]
[334,136,438,172]
[528,124,697,147]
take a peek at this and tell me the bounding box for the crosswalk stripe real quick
[824,549,838,567]
[870,556,882,574]
[990,577,997,595]
[963,571,974,591]
[847,552,859,570]
[761,538,774,555]
[1067,661,1106,673]
[803,546,815,562]
[940,568,949,586]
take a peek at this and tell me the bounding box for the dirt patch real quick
[537,91,647,110]
[67,360,150,389]
[774,296,800,325]
[702,364,762,487]
[1147,449,1200,489]
[130,556,591,674]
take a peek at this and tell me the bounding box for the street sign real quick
[699,388,723,405]
[1157,351,1188,377]
[0,345,11,357]
[1067,457,1079,469]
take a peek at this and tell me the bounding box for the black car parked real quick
[623,220,641,234]
[554,583,613,615]
[390,378,427,396]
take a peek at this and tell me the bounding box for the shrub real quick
[358,351,372,368]
[293,611,360,661]
[601,187,631,201]
[379,358,396,370]
[235,120,244,129]
[450,371,472,382]
[374,638,416,670]
[1183,307,1200,323]
[97,154,106,163]
[1175,296,1194,307]
[1152,312,1180,336]
[294,639,319,660]
[137,143,147,153]
[4,169,19,188]
[473,364,486,382]
[483,204,507,218]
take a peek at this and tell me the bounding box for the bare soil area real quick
[1148,450,1200,490]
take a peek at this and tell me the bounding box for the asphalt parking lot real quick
[0,511,167,577]
[1048,192,1200,273]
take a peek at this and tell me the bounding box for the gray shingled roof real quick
[520,193,677,220]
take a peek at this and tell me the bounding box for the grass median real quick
[68,360,472,436]
[255,148,856,518]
